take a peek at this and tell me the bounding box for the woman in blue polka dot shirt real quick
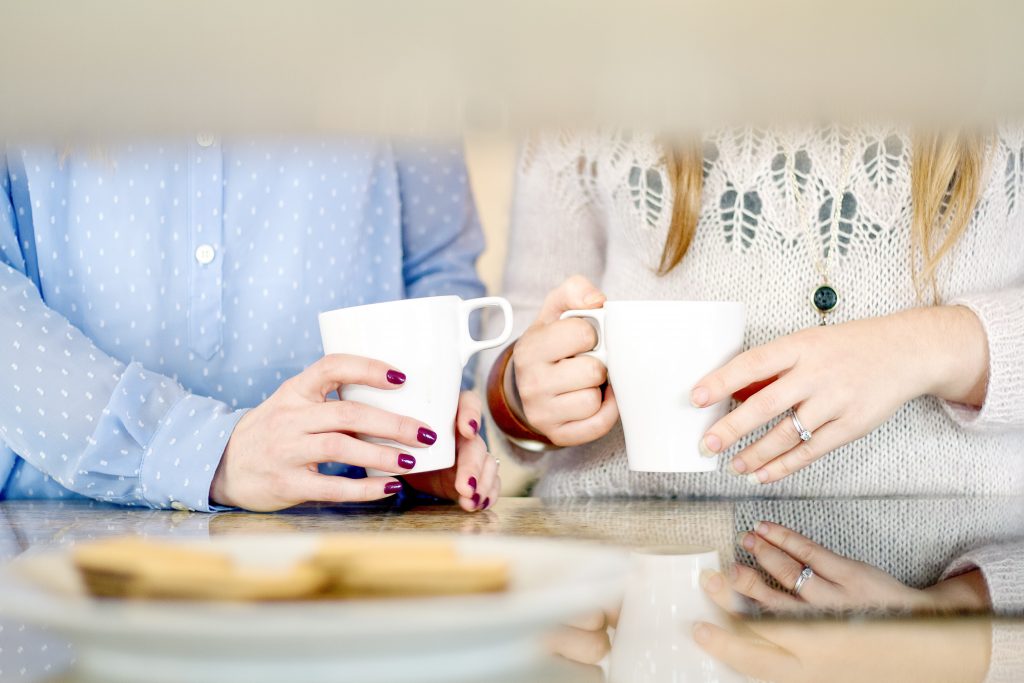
[0,138,500,512]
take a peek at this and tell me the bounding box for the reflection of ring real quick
[793,565,814,595]
[790,410,813,442]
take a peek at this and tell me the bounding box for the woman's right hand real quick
[210,354,437,511]
[512,276,619,446]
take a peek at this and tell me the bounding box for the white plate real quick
[0,533,628,683]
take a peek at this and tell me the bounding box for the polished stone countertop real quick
[0,497,1021,683]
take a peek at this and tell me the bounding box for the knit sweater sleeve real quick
[480,134,608,464]
[942,286,1024,431]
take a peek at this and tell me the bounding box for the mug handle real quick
[459,297,515,367]
[559,309,608,366]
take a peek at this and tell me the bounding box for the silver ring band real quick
[790,410,812,442]
[793,565,814,595]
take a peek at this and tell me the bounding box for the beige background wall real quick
[462,134,534,494]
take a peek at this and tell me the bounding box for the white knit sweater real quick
[486,128,1024,623]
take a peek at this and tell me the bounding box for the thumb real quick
[537,275,606,324]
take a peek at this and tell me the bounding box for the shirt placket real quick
[187,134,225,360]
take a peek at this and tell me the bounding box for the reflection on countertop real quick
[1,496,1022,683]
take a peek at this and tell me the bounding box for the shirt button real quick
[195,244,216,265]
[196,133,216,148]
[170,501,189,511]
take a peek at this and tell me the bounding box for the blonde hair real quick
[659,133,988,301]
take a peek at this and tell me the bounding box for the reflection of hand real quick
[692,614,992,683]
[702,521,991,615]
[546,610,618,667]
[403,391,501,511]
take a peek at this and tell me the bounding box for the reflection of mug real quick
[609,548,743,683]
[561,301,745,473]
[319,296,513,475]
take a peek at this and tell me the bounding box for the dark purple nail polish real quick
[468,476,478,490]
[385,481,402,494]
[471,492,481,507]
[386,369,406,385]
[417,427,437,445]
[482,497,491,510]
[398,453,416,470]
[469,419,479,435]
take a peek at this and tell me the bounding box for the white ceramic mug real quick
[609,547,744,683]
[561,301,745,473]
[318,295,513,475]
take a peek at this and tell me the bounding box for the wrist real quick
[486,341,554,447]
[902,306,989,405]
[922,570,992,613]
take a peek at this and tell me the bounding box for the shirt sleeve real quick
[0,154,244,511]
[395,141,486,389]
[943,286,1024,431]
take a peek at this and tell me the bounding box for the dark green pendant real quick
[813,285,838,313]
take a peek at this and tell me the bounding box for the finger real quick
[726,564,804,611]
[455,437,488,511]
[737,531,838,605]
[305,401,436,448]
[301,472,402,504]
[549,385,620,446]
[564,611,608,631]
[290,354,406,401]
[304,432,418,473]
[700,569,749,615]
[546,625,611,666]
[727,402,833,476]
[517,318,600,368]
[692,621,794,681]
[691,342,798,409]
[747,418,845,485]
[474,452,500,511]
[550,388,604,423]
[549,356,608,395]
[456,391,482,440]
[482,474,501,511]
[536,275,606,325]
[753,521,853,584]
[700,375,808,456]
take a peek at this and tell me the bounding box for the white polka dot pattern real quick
[0,140,485,510]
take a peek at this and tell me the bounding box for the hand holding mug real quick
[513,276,619,446]
[211,354,438,512]
[693,307,989,484]
[403,390,502,512]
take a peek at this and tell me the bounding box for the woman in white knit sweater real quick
[484,128,1024,625]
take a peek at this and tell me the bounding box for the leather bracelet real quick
[486,341,554,446]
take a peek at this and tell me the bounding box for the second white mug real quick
[561,301,745,473]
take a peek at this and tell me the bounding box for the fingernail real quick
[398,453,416,470]
[692,622,711,643]
[385,481,402,494]
[469,419,479,435]
[699,434,721,457]
[417,427,437,445]
[700,569,723,593]
[691,386,709,407]
[729,457,747,474]
[386,369,406,385]
[737,532,755,551]
[745,473,763,486]
[482,497,491,510]
[471,492,481,507]
[584,292,605,306]
[756,521,770,536]
[468,476,478,490]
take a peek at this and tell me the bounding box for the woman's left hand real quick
[691,306,989,484]
[403,391,500,512]
[701,521,990,615]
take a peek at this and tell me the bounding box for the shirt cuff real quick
[943,292,1024,431]
[941,541,1024,615]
